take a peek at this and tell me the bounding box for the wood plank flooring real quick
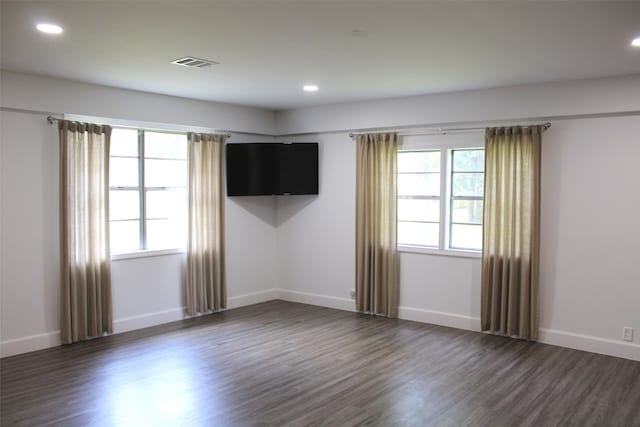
[1,300,639,426]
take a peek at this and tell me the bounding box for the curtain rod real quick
[46,116,232,138]
[348,122,551,138]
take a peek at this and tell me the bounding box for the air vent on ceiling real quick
[171,56,219,69]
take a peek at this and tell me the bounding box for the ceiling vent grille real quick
[171,56,218,69]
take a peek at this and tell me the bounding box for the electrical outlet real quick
[349,289,356,299]
[622,326,633,342]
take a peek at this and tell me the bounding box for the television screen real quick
[276,143,318,195]
[225,143,277,196]
[226,143,318,196]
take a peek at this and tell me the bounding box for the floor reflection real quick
[98,343,222,426]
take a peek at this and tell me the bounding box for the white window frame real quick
[397,149,441,248]
[449,148,484,251]
[109,127,188,259]
[398,134,484,259]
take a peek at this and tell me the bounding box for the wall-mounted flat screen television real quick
[226,143,318,196]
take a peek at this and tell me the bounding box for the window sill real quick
[111,248,186,261]
[398,245,482,259]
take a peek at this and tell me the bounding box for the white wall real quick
[0,74,279,357]
[275,132,483,329]
[0,111,60,352]
[1,70,276,135]
[276,75,640,135]
[275,133,483,331]
[539,115,640,359]
[275,115,640,361]
[2,70,639,361]
[276,134,355,310]
[273,76,640,360]
[110,131,280,334]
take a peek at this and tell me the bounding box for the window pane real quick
[146,219,186,250]
[145,159,187,187]
[398,221,439,247]
[109,157,139,187]
[398,173,440,197]
[451,199,483,224]
[452,172,484,197]
[146,189,187,220]
[110,190,140,221]
[145,132,187,159]
[453,149,484,172]
[398,199,439,222]
[398,151,440,173]
[110,220,140,253]
[110,128,139,157]
[450,224,482,250]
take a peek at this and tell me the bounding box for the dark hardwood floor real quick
[1,300,639,426]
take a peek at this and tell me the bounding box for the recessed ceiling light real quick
[350,29,369,38]
[632,37,640,47]
[303,85,319,92]
[36,23,63,34]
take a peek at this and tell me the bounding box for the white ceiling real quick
[1,1,639,111]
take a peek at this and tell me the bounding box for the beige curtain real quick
[481,126,542,340]
[355,133,399,317]
[186,132,227,315]
[59,120,113,344]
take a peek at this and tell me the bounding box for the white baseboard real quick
[3,290,637,362]
[0,331,61,358]
[0,289,280,358]
[0,308,188,358]
[275,289,639,361]
[278,289,480,331]
[113,307,186,334]
[538,328,640,361]
[398,306,481,331]
[228,289,279,309]
[276,289,481,331]
[277,289,356,312]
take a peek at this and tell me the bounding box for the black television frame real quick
[225,142,318,196]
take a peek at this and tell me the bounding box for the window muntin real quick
[397,146,484,252]
[109,128,187,254]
